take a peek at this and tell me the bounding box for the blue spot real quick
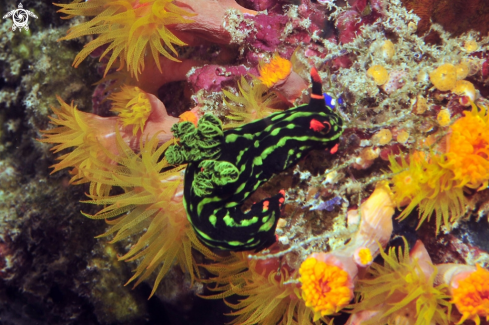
[311,196,343,212]
[323,93,344,108]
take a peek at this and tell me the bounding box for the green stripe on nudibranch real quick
[165,68,344,251]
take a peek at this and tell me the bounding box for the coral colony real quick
[37,0,489,323]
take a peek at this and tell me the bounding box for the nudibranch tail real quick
[166,68,344,251]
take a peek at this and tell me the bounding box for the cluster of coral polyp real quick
[38,0,489,323]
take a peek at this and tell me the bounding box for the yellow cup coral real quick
[110,86,152,135]
[372,129,392,146]
[389,153,466,234]
[464,40,479,53]
[55,0,195,78]
[202,252,324,325]
[397,130,409,144]
[455,62,470,80]
[349,239,452,325]
[353,247,373,267]
[224,76,282,126]
[415,95,429,114]
[367,65,389,85]
[430,63,457,91]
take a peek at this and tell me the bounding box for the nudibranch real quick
[166,69,344,251]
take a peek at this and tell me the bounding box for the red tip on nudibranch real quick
[278,189,285,205]
[330,143,339,154]
[311,67,322,83]
[310,119,325,132]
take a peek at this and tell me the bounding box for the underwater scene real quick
[1,0,489,324]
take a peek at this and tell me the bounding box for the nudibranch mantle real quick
[166,69,344,251]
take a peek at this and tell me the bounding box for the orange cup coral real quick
[443,103,489,190]
[259,54,293,88]
[81,134,220,297]
[299,255,354,319]
[224,76,282,126]
[452,265,489,325]
[203,251,323,325]
[109,86,152,135]
[258,54,307,104]
[55,0,195,78]
[437,264,489,325]
[389,153,466,234]
[389,102,489,234]
[299,182,395,320]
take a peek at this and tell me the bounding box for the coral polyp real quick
[389,153,466,233]
[223,76,282,126]
[442,103,489,190]
[351,239,452,325]
[109,86,152,135]
[81,134,220,296]
[203,252,324,325]
[439,264,489,325]
[55,0,194,78]
[299,256,353,318]
[258,54,293,88]
[430,64,457,91]
[367,65,389,85]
